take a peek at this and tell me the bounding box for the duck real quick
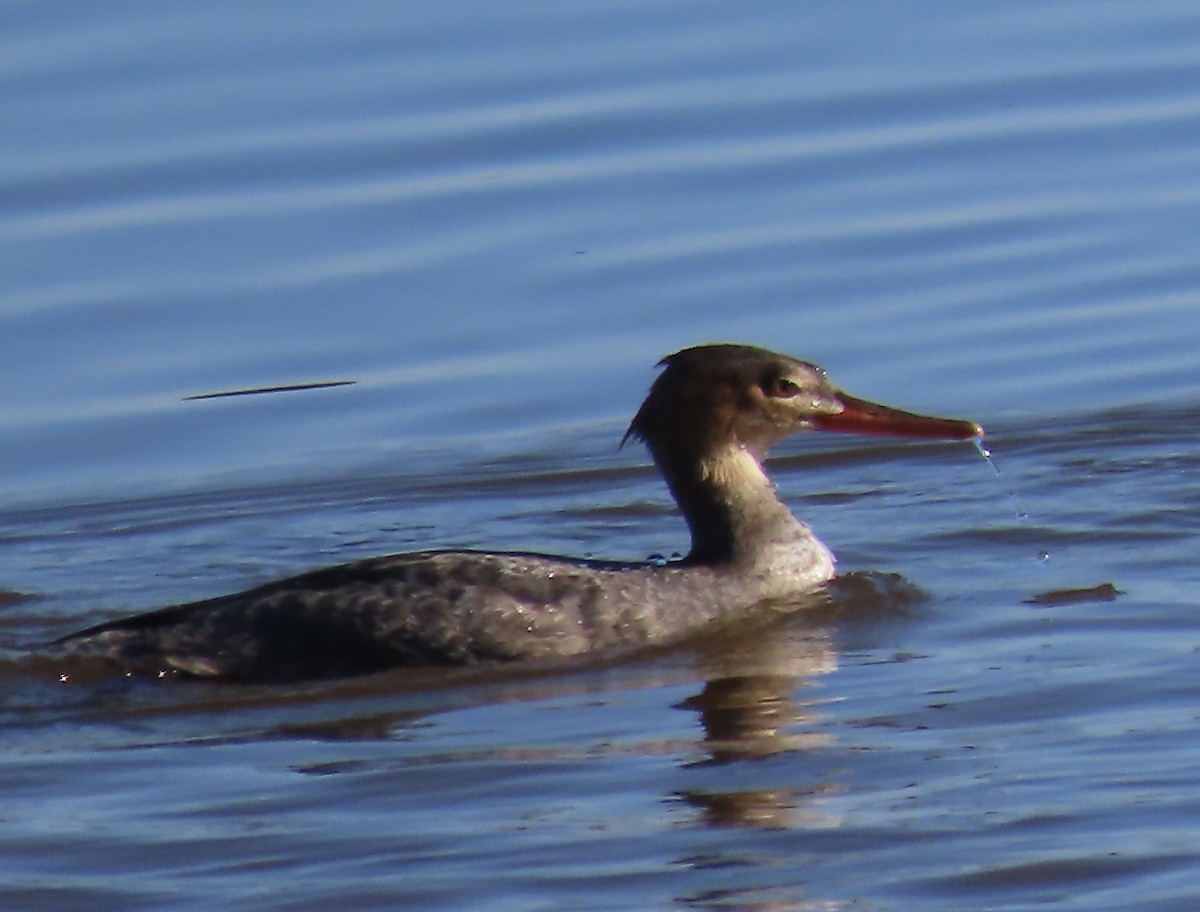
[55,343,981,681]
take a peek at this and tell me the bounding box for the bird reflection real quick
[675,572,923,830]
[675,607,843,830]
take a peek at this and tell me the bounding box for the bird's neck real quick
[656,442,809,566]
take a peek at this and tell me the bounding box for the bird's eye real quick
[768,377,801,398]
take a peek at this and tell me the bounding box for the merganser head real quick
[623,344,981,464]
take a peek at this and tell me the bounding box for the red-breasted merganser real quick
[56,344,981,681]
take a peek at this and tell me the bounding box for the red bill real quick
[814,392,983,441]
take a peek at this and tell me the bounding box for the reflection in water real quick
[675,573,924,831]
[678,613,842,831]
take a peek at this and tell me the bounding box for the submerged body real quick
[65,548,834,680]
[57,344,980,680]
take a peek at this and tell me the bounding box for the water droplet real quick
[973,438,999,477]
[975,440,1048,561]
[975,440,1035,522]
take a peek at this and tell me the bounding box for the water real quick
[4,0,1200,908]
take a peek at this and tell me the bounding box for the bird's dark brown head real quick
[622,344,843,464]
[623,343,982,467]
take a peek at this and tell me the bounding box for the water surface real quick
[3,1,1200,909]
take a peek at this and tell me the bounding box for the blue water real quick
[3,1,1200,909]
